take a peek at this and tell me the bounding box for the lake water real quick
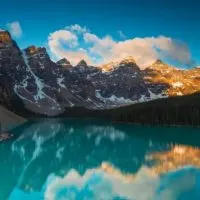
[1,119,200,200]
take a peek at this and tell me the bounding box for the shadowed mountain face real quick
[0,30,200,120]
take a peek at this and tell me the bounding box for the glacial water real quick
[0,119,200,200]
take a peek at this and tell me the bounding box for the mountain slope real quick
[1,30,200,124]
[143,60,200,96]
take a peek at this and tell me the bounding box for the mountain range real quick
[0,30,200,125]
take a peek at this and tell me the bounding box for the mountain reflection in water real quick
[0,119,200,200]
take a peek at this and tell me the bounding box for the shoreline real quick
[0,105,26,131]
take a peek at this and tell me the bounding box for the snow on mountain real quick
[101,56,136,72]
[1,31,200,116]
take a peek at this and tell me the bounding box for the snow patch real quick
[57,77,66,88]
[148,89,167,100]
[96,89,167,106]
[96,91,134,104]
[172,82,183,88]
[13,85,35,104]
[177,91,183,96]
[22,51,46,100]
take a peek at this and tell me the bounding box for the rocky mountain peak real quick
[77,60,88,67]
[25,46,38,55]
[24,46,48,58]
[0,30,12,45]
[101,56,137,72]
[57,58,71,67]
[120,56,136,65]
[101,61,119,72]
[148,59,173,71]
[153,59,164,65]
[149,59,168,68]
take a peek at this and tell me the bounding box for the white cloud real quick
[48,24,192,68]
[6,21,22,38]
[48,30,78,49]
[48,29,92,65]
[118,30,126,39]
[84,34,192,68]
[84,33,116,62]
[48,30,92,65]
[65,24,88,34]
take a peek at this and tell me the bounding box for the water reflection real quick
[147,145,200,175]
[0,119,200,200]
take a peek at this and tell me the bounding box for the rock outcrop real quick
[56,58,72,68]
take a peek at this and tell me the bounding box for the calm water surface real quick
[0,119,200,200]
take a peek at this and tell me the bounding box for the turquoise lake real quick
[1,119,200,200]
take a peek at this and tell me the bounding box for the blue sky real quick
[0,0,199,68]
